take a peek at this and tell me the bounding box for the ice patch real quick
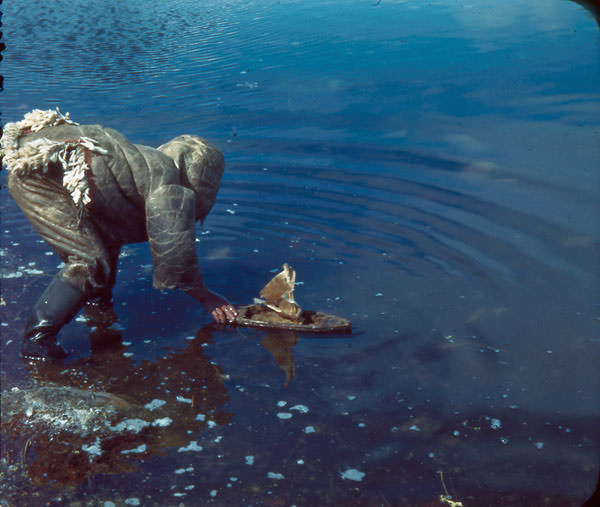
[210,490,218,497]
[1,271,23,279]
[341,468,365,482]
[152,417,172,427]
[121,444,147,454]
[277,400,287,407]
[290,404,309,413]
[303,426,316,434]
[277,412,293,420]
[534,442,544,449]
[23,268,44,275]
[268,472,285,480]
[108,418,150,434]
[409,425,421,431]
[124,499,140,506]
[195,413,206,421]
[178,441,203,452]
[245,455,255,465]
[176,395,193,404]
[145,399,166,411]
[81,438,103,459]
[490,418,502,430]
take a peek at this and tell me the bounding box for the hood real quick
[157,134,225,220]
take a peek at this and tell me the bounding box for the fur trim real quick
[1,109,107,207]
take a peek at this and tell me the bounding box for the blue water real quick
[1,0,599,504]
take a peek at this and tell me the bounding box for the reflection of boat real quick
[234,263,352,333]
[236,304,352,333]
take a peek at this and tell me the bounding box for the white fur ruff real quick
[1,108,107,207]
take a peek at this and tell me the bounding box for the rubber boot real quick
[21,275,87,361]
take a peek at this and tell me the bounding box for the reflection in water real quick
[3,320,231,487]
[262,330,299,388]
[1,304,309,488]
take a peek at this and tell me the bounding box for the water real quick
[1,0,599,504]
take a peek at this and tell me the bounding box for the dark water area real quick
[1,0,599,505]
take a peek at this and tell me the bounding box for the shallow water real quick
[1,0,599,505]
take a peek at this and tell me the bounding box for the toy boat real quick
[234,264,352,334]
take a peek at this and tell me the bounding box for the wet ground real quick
[1,0,599,505]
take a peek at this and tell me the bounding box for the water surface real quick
[1,0,599,505]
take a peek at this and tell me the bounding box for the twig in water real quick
[437,471,464,506]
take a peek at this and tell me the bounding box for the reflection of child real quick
[2,109,237,360]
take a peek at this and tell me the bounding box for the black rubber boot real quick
[22,275,87,361]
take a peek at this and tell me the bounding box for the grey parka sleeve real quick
[146,184,205,290]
